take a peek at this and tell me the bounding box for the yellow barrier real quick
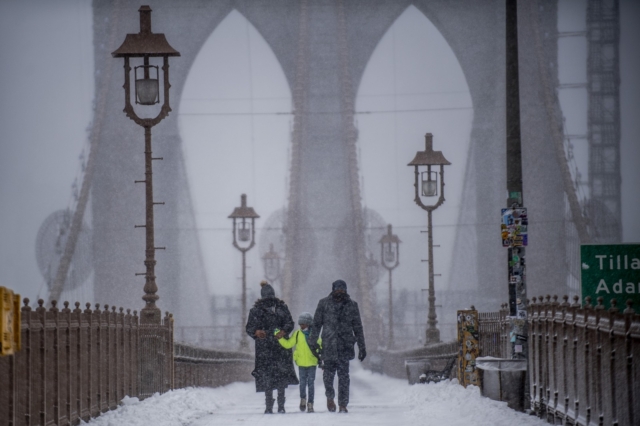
[457,309,480,387]
[0,286,21,356]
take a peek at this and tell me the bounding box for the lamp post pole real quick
[380,224,400,348]
[408,133,451,345]
[426,210,437,343]
[112,5,179,324]
[229,194,259,351]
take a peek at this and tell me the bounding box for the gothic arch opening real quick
[178,10,292,300]
[356,5,473,341]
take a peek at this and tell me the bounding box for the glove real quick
[358,348,366,362]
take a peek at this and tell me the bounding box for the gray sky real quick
[0,0,638,308]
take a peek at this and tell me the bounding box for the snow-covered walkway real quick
[83,365,547,426]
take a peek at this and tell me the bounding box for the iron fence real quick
[0,299,171,426]
[477,305,510,358]
[477,296,640,426]
[173,344,253,389]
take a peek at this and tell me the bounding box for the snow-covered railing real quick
[173,343,253,389]
[478,295,640,425]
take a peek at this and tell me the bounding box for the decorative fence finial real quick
[624,299,635,315]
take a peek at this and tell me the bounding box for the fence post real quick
[627,303,640,426]
[61,302,71,425]
[14,299,31,426]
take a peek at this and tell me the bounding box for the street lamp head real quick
[112,6,180,126]
[407,133,451,210]
[228,194,260,220]
[262,243,281,282]
[111,7,180,58]
[379,224,401,270]
[365,252,379,285]
[407,133,451,167]
[229,194,260,251]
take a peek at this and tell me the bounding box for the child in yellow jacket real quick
[276,312,321,413]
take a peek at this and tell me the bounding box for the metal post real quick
[388,268,394,347]
[426,209,440,344]
[240,251,248,351]
[141,126,160,325]
[506,0,529,409]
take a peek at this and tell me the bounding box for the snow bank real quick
[84,366,547,426]
[80,383,245,426]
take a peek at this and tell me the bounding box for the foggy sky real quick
[0,0,638,313]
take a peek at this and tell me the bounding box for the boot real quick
[327,398,336,412]
[307,402,314,413]
[300,398,307,412]
[265,395,274,414]
[277,391,286,413]
[339,405,348,413]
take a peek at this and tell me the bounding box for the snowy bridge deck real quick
[85,366,546,426]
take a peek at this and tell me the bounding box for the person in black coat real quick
[308,279,366,413]
[245,281,299,413]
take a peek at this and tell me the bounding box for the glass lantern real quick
[421,170,438,197]
[134,65,160,105]
[238,220,251,242]
[384,244,396,264]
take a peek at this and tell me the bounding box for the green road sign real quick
[580,244,640,310]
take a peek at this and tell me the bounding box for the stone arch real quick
[91,0,566,330]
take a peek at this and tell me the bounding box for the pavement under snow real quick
[83,365,547,426]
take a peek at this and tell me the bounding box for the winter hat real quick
[332,279,347,292]
[298,312,313,326]
[260,280,275,298]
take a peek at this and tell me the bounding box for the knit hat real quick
[332,279,347,292]
[260,280,275,298]
[298,312,313,325]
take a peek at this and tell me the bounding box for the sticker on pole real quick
[580,244,640,309]
[501,208,528,247]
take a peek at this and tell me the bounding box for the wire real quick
[178,105,473,117]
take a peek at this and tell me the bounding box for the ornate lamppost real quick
[262,243,282,284]
[379,224,400,348]
[229,194,260,350]
[112,6,179,324]
[408,133,451,345]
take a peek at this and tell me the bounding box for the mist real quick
[0,0,638,346]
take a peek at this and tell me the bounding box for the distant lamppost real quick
[112,6,179,324]
[408,133,451,345]
[365,252,379,287]
[262,243,281,284]
[229,194,260,350]
[379,224,400,348]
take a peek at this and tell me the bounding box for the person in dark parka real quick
[308,279,366,413]
[245,281,299,413]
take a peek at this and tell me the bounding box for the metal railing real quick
[0,299,149,425]
[477,305,510,358]
[173,344,253,389]
[366,341,458,380]
[477,296,640,425]
[0,298,252,426]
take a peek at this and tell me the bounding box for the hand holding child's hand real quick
[274,330,285,339]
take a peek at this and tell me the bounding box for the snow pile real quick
[81,383,245,426]
[396,378,544,426]
[84,366,547,426]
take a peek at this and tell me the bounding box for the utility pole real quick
[505,0,529,407]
